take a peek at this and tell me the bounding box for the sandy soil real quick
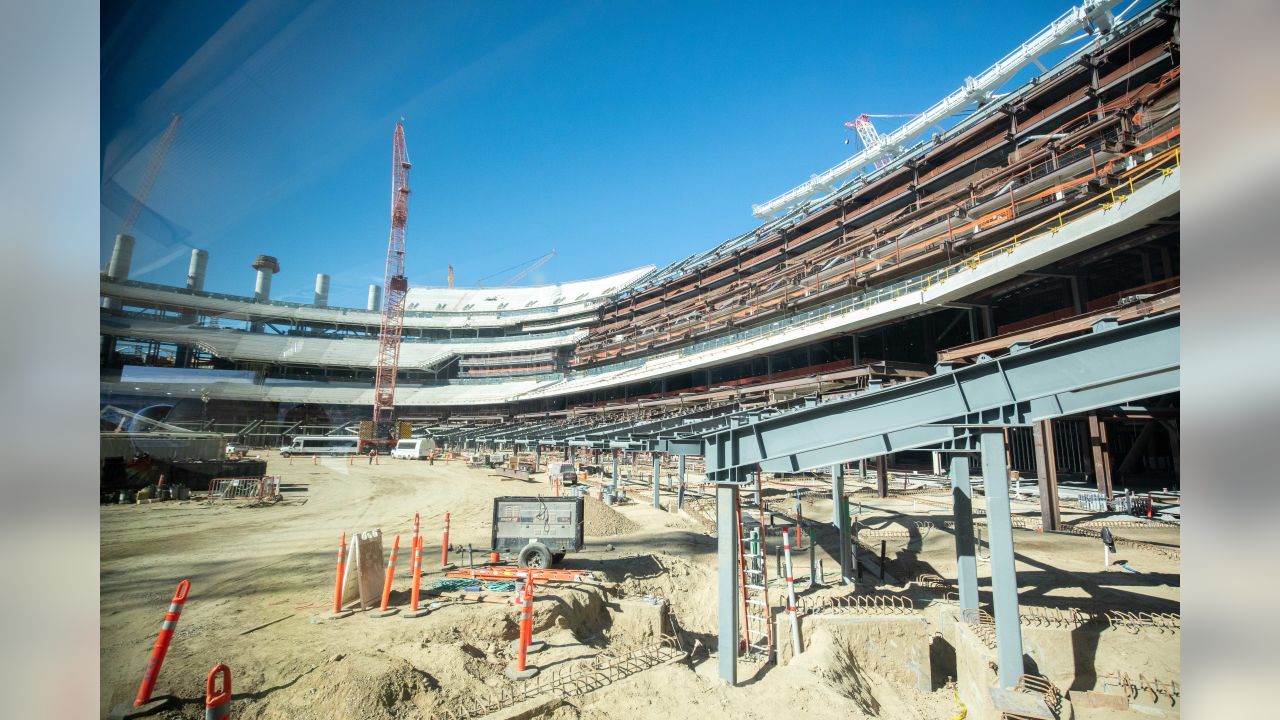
[100,456,1179,718]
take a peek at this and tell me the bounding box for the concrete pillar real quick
[314,273,330,307]
[103,233,135,310]
[875,456,889,498]
[251,255,280,301]
[367,283,382,312]
[950,455,979,612]
[1032,420,1062,531]
[932,451,944,476]
[186,248,208,291]
[858,458,866,480]
[677,454,687,509]
[716,480,740,685]
[980,430,1025,689]
[106,233,135,281]
[612,450,620,495]
[652,454,662,509]
[1087,413,1114,499]
[830,463,844,526]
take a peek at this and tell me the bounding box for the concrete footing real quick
[108,697,172,719]
[505,664,540,680]
[402,607,430,618]
[327,610,354,620]
[368,607,400,618]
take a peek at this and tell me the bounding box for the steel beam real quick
[981,430,1024,689]
[830,463,844,526]
[653,454,662,509]
[950,456,979,612]
[677,454,687,509]
[1032,420,1062,531]
[716,481,740,685]
[1087,413,1113,498]
[702,314,1179,482]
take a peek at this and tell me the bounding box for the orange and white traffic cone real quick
[506,575,544,679]
[403,535,429,618]
[370,535,400,617]
[204,663,231,720]
[441,512,451,568]
[329,532,353,619]
[132,579,191,708]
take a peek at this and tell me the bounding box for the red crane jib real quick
[366,122,412,451]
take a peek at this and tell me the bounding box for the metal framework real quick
[752,0,1124,219]
[371,122,413,443]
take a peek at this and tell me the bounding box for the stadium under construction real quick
[101,1,1181,718]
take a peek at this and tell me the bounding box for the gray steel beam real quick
[830,463,844,526]
[1032,419,1062,531]
[951,455,979,612]
[981,430,1024,689]
[716,481,740,685]
[677,454,687,509]
[653,454,662,509]
[702,314,1179,482]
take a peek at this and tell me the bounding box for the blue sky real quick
[102,0,1099,309]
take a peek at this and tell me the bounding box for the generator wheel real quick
[518,542,553,569]
[552,552,565,565]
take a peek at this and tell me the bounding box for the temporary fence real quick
[206,476,281,503]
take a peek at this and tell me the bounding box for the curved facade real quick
[101,0,1180,448]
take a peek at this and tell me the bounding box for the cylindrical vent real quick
[367,284,382,312]
[187,249,208,292]
[251,254,279,301]
[106,234,135,281]
[314,273,330,307]
[254,271,272,301]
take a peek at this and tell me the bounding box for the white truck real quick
[546,461,579,486]
[391,438,429,460]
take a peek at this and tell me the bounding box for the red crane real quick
[368,121,412,452]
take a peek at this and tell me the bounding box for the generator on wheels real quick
[491,496,584,568]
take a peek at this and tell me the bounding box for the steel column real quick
[1032,420,1062,531]
[652,454,662,509]
[1087,413,1113,499]
[875,456,889,498]
[838,487,852,584]
[612,450,620,496]
[716,482,740,685]
[831,463,844,526]
[950,456,979,612]
[980,430,1024,689]
[677,454,687,509]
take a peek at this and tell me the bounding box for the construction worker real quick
[368,448,376,465]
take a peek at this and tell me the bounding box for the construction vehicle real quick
[491,496,585,568]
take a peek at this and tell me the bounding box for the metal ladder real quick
[736,471,773,663]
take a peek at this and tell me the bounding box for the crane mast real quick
[369,122,412,451]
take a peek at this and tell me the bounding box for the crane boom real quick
[120,114,181,237]
[500,250,556,287]
[370,122,412,448]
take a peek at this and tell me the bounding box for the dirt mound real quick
[260,653,436,720]
[583,496,641,537]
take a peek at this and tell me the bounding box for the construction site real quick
[101,1,1182,718]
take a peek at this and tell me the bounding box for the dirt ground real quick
[101,456,1179,719]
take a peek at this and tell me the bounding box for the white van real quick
[280,436,360,457]
[391,438,429,460]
